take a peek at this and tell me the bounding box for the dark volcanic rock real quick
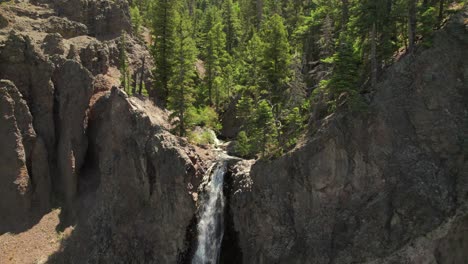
[230,10,468,264]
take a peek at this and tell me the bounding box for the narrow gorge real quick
[0,0,467,264]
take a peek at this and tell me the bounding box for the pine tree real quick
[168,11,199,136]
[261,14,291,108]
[243,31,265,91]
[151,0,177,104]
[119,32,131,93]
[328,33,360,98]
[254,99,277,156]
[204,21,227,109]
[222,0,242,54]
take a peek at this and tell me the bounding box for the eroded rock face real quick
[47,88,200,263]
[42,16,88,39]
[230,10,468,264]
[33,0,132,38]
[52,59,93,205]
[0,80,51,233]
[0,80,32,232]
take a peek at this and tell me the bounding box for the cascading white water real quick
[192,161,227,264]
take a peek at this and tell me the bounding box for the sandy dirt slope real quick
[0,209,73,264]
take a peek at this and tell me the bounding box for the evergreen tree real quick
[327,33,361,101]
[168,11,199,136]
[261,14,291,108]
[222,0,242,54]
[119,32,131,93]
[243,31,265,92]
[204,21,228,108]
[151,0,178,104]
[130,4,143,36]
[254,99,278,156]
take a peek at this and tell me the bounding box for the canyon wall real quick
[230,9,468,264]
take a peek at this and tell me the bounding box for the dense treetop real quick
[124,0,465,158]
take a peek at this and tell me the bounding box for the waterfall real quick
[192,161,227,264]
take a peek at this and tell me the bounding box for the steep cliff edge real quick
[0,2,206,262]
[47,88,206,263]
[230,9,468,264]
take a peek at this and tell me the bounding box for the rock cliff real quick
[0,2,204,262]
[229,9,468,264]
[0,1,467,263]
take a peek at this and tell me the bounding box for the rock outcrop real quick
[32,0,132,39]
[45,88,205,263]
[229,9,468,264]
[0,1,155,234]
[0,80,33,232]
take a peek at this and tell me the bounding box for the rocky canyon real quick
[0,0,467,264]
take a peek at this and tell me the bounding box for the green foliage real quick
[151,0,178,104]
[235,98,278,158]
[130,5,143,36]
[327,34,361,98]
[167,11,198,136]
[261,14,292,105]
[280,107,304,150]
[419,6,437,48]
[188,129,216,145]
[119,32,132,93]
[188,106,222,131]
[205,21,228,108]
[138,0,457,159]
[222,0,242,54]
[234,131,252,158]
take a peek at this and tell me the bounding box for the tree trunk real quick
[408,0,417,53]
[139,57,145,95]
[371,22,377,87]
[341,0,349,30]
[438,0,444,26]
[132,71,137,95]
[256,0,263,29]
